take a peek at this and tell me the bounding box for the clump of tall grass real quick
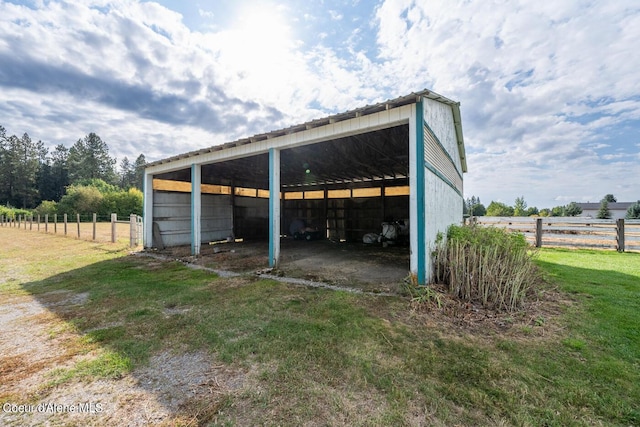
[433,224,540,312]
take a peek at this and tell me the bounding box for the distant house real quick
[577,202,634,220]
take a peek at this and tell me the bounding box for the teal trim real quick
[416,100,426,286]
[424,161,463,198]
[423,121,463,180]
[190,164,196,255]
[268,149,276,267]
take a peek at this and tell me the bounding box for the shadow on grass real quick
[6,248,639,426]
[7,254,240,425]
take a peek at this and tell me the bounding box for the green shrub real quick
[433,224,540,312]
[0,205,32,220]
[58,185,104,216]
[33,200,58,217]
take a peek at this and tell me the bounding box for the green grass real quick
[1,228,639,426]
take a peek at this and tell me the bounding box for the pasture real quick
[0,228,638,426]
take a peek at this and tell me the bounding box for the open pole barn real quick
[143,89,467,285]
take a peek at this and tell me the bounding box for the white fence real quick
[471,217,640,252]
[0,213,143,247]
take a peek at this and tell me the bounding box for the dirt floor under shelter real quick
[153,238,411,294]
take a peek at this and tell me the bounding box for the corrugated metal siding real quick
[153,191,233,246]
[201,194,233,241]
[153,192,191,246]
[424,125,463,194]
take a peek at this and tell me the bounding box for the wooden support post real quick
[130,214,137,247]
[37,214,40,231]
[93,213,97,241]
[54,214,57,234]
[18,215,21,228]
[616,218,625,252]
[30,215,33,230]
[111,213,117,243]
[45,214,49,233]
[64,214,67,235]
[77,214,81,238]
[535,218,543,248]
[1,215,3,227]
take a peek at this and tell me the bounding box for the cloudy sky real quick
[1,0,638,208]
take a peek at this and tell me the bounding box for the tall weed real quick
[433,224,540,312]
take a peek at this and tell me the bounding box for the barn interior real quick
[151,123,411,286]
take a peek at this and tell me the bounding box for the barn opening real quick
[144,90,467,286]
[150,125,411,287]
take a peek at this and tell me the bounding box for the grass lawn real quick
[1,228,638,426]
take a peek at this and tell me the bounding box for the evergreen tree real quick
[3,133,42,208]
[133,154,146,190]
[514,196,528,216]
[626,201,640,219]
[604,194,617,203]
[119,156,137,189]
[68,133,117,184]
[596,199,611,219]
[564,202,582,216]
[50,144,70,201]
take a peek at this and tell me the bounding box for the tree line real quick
[0,125,146,216]
[465,194,640,219]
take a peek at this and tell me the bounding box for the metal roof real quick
[146,89,466,172]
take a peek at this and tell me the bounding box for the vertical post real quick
[64,214,67,235]
[37,214,40,231]
[535,218,543,248]
[616,218,625,252]
[45,214,49,233]
[111,213,117,243]
[1,215,3,227]
[18,215,21,228]
[409,100,426,285]
[269,148,281,268]
[130,214,137,247]
[77,214,81,238]
[30,214,33,230]
[143,172,154,248]
[54,214,57,234]
[93,213,97,241]
[191,164,202,255]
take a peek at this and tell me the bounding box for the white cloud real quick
[0,0,638,207]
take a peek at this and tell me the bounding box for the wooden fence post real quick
[37,214,40,231]
[18,215,21,228]
[30,214,33,230]
[93,213,97,241]
[616,218,625,252]
[111,213,117,243]
[54,214,57,234]
[45,214,48,233]
[130,214,137,247]
[64,214,67,235]
[77,214,81,238]
[535,218,543,248]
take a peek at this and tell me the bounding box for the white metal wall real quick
[153,191,233,247]
[422,99,464,280]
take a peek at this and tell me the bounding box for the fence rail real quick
[0,213,143,247]
[471,217,640,252]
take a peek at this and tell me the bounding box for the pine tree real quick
[68,133,117,184]
[596,199,611,219]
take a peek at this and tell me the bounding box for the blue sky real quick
[1,0,638,208]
